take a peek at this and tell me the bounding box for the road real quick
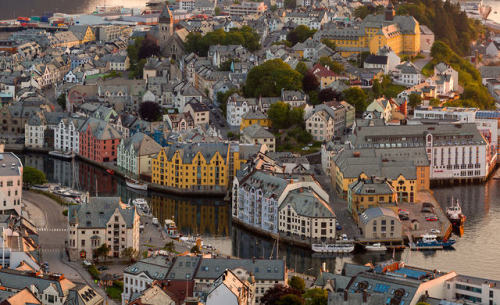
[23,191,115,304]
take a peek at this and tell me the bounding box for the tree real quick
[190,245,200,254]
[138,37,160,60]
[277,294,304,305]
[286,25,317,45]
[94,243,110,263]
[214,6,222,15]
[284,0,296,9]
[163,241,175,252]
[359,51,371,68]
[319,88,341,102]
[343,87,368,114]
[321,38,336,51]
[268,102,291,129]
[289,276,305,293]
[429,98,441,106]
[318,57,344,74]
[244,59,302,97]
[308,90,320,105]
[121,247,138,263]
[57,93,66,111]
[304,288,328,305]
[295,62,308,76]
[217,88,239,115]
[23,166,47,187]
[372,79,382,98]
[408,93,422,108]
[302,71,319,92]
[261,284,302,305]
[139,101,162,122]
[185,27,261,56]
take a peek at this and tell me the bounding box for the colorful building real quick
[117,132,163,178]
[347,177,398,222]
[239,109,271,130]
[79,118,122,162]
[151,143,246,192]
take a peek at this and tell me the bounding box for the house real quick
[226,93,258,127]
[165,112,195,132]
[359,207,402,240]
[433,62,459,92]
[205,269,255,305]
[117,132,163,177]
[228,2,267,16]
[184,101,210,126]
[363,55,389,74]
[67,197,140,260]
[24,112,46,149]
[239,110,271,130]
[0,215,41,270]
[0,288,41,305]
[68,25,96,44]
[104,54,130,71]
[305,104,344,142]
[241,124,275,152]
[392,61,422,86]
[0,150,23,215]
[54,118,85,153]
[127,284,176,305]
[310,64,338,89]
[485,40,500,58]
[365,98,396,123]
[281,89,307,107]
[79,118,122,162]
[419,25,435,53]
[347,177,398,222]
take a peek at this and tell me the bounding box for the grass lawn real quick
[106,286,122,300]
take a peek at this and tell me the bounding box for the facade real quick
[305,104,344,142]
[239,110,271,131]
[67,197,140,260]
[241,124,275,152]
[184,101,210,126]
[151,143,246,192]
[393,61,422,86]
[54,118,84,153]
[79,118,122,162]
[310,64,338,89]
[359,207,402,240]
[117,132,163,177]
[0,151,23,215]
[226,94,258,127]
[165,112,195,132]
[127,284,176,305]
[228,2,267,16]
[24,113,46,149]
[206,269,255,305]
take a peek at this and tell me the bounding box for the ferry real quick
[126,178,148,191]
[365,243,388,252]
[446,198,466,226]
[164,219,180,239]
[311,243,355,253]
[411,234,456,250]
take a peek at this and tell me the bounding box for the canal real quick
[21,153,500,279]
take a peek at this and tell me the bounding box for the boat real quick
[132,198,150,214]
[164,219,180,239]
[411,234,456,250]
[31,184,50,191]
[311,243,355,253]
[365,243,387,252]
[446,198,466,226]
[48,151,74,160]
[152,217,159,225]
[126,178,148,191]
[106,169,115,175]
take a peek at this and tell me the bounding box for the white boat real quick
[152,217,159,225]
[48,151,74,159]
[365,243,387,252]
[126,179,148,191]
[446,198,462,221]
[164,219,180,239]
[311,243,355,253]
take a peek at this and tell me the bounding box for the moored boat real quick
[106,169,115,175]
[48,151,74,159]
[311,243,355,253]
[446,198,466,226]
[126,178,148,191]
[411,234,456,250]
[164,219,180,239]
[365,243,387,252]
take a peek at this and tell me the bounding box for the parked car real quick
[425,215,439,221]
[430,229,441,234]
[97,266,109,271]
[83,260,92,266]
[399,214,410,221]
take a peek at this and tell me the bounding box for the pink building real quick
[79,118,122,163]
[0,144,23,215]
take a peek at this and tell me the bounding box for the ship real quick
[126,178,148,191]
[410,234,456,250]
[164,218,180,239]
[311,243,355,253]
[446,197,466,226]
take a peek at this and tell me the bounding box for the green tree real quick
[321,38,336,51]
[163,241,175,253]
[372,79,382,98]
[288,276,305,293]
[308,90,320,105]
[94,243,110,263]
[302,71,319,92]
[217,88,239,115]
[277,294,304,305]
[244,59,302,97]
[295,62,308,76]
[429,98,441,106]
[190,245,201,254]
[185,27,260,56]
[318,57,344,74]
[268,102,291,129]
[121,247,138,263]
[214,6,222,15]
[408,93,422,108]
[57,93,66,111]
[286,25,317,45]
[261,284,302,305]
[304,288,328,305]
[343,87,368,114]
[23,166,47,187]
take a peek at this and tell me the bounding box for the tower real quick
[158,2,173,41]
[385,1,395,21]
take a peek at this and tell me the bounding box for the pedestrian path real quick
[37,227,67,232]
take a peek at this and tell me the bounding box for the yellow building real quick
[151,142,245,192]
[321,4,420,58]
[347,177,398,223]
[240,109,271,130]
[68,25,96,45]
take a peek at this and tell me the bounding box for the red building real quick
[79,118,122,162]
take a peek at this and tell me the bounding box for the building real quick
[205,269,255,305]
[444,274,500,304]
[0,150,23,215]
[117,132,163,177]
[0,214,40,270]
[239,110,271,131]
[79,118,122,162]
[281,89,307,108]
[347,177,397,222]
[151,143,246,192]
[54,118,84,153]
[184,101,210,126]
[419,25,435,53]
[310,64,339,89]
[359,207,402,240]
[393,61,422,86]
[67,197,140,260]
[127,284,176,305]
[228,2,267,16]
[226,94,258,127]
[319,4,420,57]
[305,104,344,142]
[241,124,275,152]
[24,113,46,149]
[122,255,172,305]
[0,288,41,305]
[0,268,103,305]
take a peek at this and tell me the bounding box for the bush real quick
[62,209,68,216]
[87,265,100,280]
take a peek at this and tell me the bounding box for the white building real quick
[226,93,258,127]
[24,113,46,149]
[206,269,255,305]
[444,274,500,305]
[179,0,195,10]
[392,61,422,86]
[414,106,477,123]
[54,118,84,153]
[228,2,267,16]
[0,149,23,215]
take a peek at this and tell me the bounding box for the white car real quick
[430,229,441,234]
[83,260,92,266]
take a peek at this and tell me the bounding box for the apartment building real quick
[228,2,267,16]
[306,104,345,142]
[241,124,276,152]
[67,197,140,260]
[184,101,210,126]
[54,118,84,153]
[0,214,40,270]
[151,143,246,192]
[359,207,402,240]
[0,150,23,215]
[79,118,122,162]
[226,94,258,127]
[117,132,162,177]
[347,177,398,220]
[205,269,255,305]
[239,110,271,131]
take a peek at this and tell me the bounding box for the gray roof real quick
[349,178,394,196]
[280,188,335,218]
[195,258,286,281]
[79,117,122,140]
[0,153,23,177]
[124,256,172,279]
[68,197,136,229]
[165,256,200,280]
[122,132,162,156]
[162,142,230,164]
[239,170,289,200]
[359,207,398,225]
[242,109,267,120]
[242,124,274,139]
[0,268,70,297]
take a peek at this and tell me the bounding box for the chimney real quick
[362,290,368,303]
[343,290,348,301]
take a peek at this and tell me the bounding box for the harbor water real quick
[20,153,500,279]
